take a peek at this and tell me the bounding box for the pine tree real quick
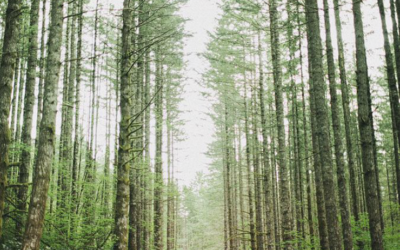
[21,0,65,247]
[352,0,384,248]
[0,0,23,240]
[114,0,132,249]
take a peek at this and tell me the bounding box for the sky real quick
[174,0,222,186]
[77,0,223,186]
[171,0,386,186]
[28,0,388,187]
[171,0,390,186]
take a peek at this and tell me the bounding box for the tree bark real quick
[257,30,274,250]
[114,0,132,248]
[35,0,47,138]
[269,0,293,247]
[0,0,23,240]
[305,0,342,248]
[16,0,40,237]
[352,0,384,248]
[21,0,64,247]
[154,46,164,250]
[70,0,83,237]
[322,0,353,248]
[378,0,400,210]
[332,0,361,228]
[243,65,256,250]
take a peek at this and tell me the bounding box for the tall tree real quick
[257,30,273,250]
[322,0,353,248]
[154,46,164,250]
[352,0,384,248]
[304,0,343,249]
[268,0,293,247]
[35,0,47,137]
[21,0,65,247]
[17,0,40,237]
[0,0,23,240]
[114,0,133,249]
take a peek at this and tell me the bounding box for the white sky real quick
[23,0,390,187]
[171,0,389,186]
[174,0,221,186]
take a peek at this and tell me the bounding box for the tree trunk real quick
[251,80,264,250]
[114,0,132,248]
[322,0,353,248]
[21,0,64,247]
[269,0,293,246]
[35,0,47,139]
[0,0,23,240]
[16,0,40,237]
[352,0,384,248]
[378,0,400,211]
[243,66,256,250]
[332,0,361,232]
[390,0,400,207]
[71,0,83,237]
[305,0,343,249]
[154,47,164,250]
[257,30,274,250]
[143,15,152,250]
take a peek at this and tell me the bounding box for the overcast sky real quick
[43,0,388,187]
[174,0,221,186]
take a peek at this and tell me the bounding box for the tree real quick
[16,0,40,237]
[304,0,343,248]
[322,0,353,248]
[21,0,65,247]
[0,0,23,240]
[352,0,384,248]
[114,0,132,249]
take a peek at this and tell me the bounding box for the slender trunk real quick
[390,0,400,206]
[286,2,304,246]
[136,2,145,247]
[114,0,132,248]
[129,3,138,247]
[0,0,23,240]
[269,105,280,250]
[352,0,384,248]
[237,125,247,250]
[224,105,236,250]
[299,44,315,248]
[224,153,229,250]
[16,0,40,237]
[35,0,47,141]
[10,54,19,152]
[71,0,83,237]
[332,0,361,230]
[306,10,330,249]
[21,0,64,247]
[390,106,400,205]
[143,19,151,250]
[269,0,293,246]
[243,72,256,250]
[167,75,173,250]
[58,1,74,230]
[35,0,47,139]
[378,0,400,213]
[322,0,353,248]
[15,20,27,147]
[15,50,26,146]
[257,30,274,250]
[154,47,164,250]
[305,0,343,249]
[251,77,264,250]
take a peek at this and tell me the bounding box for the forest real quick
[0,0,399,249]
